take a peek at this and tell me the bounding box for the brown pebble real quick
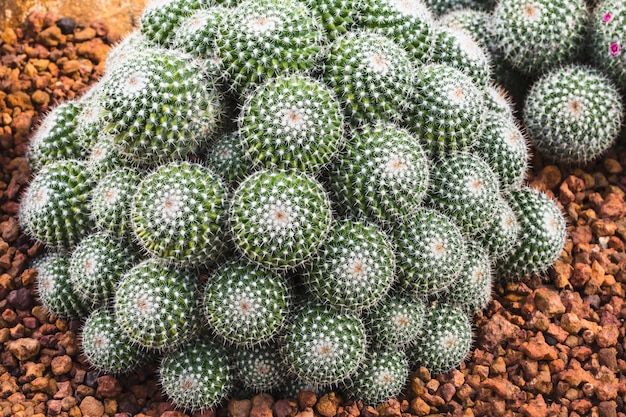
[7,338,41,361]
[316,392,340,417]
[50,355,72,376]
[74,27,97,42]
[596,324,619,348]
[297,391,316,410]
[272,399,298,417]
[533,287,565,318]
[409,397,429,416]
[478,313,520,351]
[31,90,50,105]
[598,401,617,417]
[96,375,123,398]
[250,393,274,417]
[80,396,104,417]
[1,28,18,45]
[294,407,315,417]
[360,406,379,417]
[604,158,623,174]
[520,332,558,361]
[36,26,67,47]
[481,377,520,400]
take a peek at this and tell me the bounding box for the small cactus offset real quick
[81,307,155,374]
[232,344,288,392]
[523,65,624,165]
[365,293,426,348]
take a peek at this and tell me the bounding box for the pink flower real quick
[603,12,612,22]
[610,42,621,56]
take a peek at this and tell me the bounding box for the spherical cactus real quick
[238,75,345,173]
[473,196,520,259]
[496,188,567,280]
[405,63,486,158]
[393,207,467,297]
[343,348,409,405]
[303,0,363,40]
[232,344,288,392]
[491,0,588,75]
[229,169,333,270]
[130,161,230,266]
[428,26,491,87]
[33,253,90,319]
[105,30,151,74]
[205,133,250,187]
[90,168,142,239]
[483,83,516,120]
[474,111,528,190]
[217,0,325,91]
[114,259,203,349]
[440,242,493,315]
[303,219,396,311]
[19,160,95,249]
[27,101,86,173]
[408,302,472,373]
[356,0,436,64]
[427,152,502,234]
[203,259,291,345]
[140,0,202,46]
[365,293,426,348]
[69,233,139,309]
[326,121,430,223]
[281,302,367,384]
[590,0,626,90]
[321,30,415,125]
[99,47,222,165]
[523,65,624,165]
[81,307,155,374]
[425,0,495,15]
[84,133,126,180]
[438,8,492,50]
[159,336,233,411]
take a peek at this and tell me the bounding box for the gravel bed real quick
[0,10,625,417]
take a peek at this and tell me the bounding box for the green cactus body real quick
[304,0,363,40]
[19,160,95,249]
[84,133,126,181]
[229,169,333,270]
[438,8,493,50]
[73,86,108,151]
[475,111,528,191]
[303,219,396,311]
[496,188,567,280]
[99,47,222,165]
[491,0,588,75]
[427,152,501,234]
[276,376,330,398]
[90,168,142,239]
[393,207,467,297]
[159,337,233,411]
[344,348,409,405]
[69,233,139,309]
[282,302,367,384]
[33,254,89,319]
[409,302,472,373]
[405,63,486,158]
[590,0,626,90]
[321,30,415,125]
[205,133,250,187]
[140,0,202,46]
[440,242,492,315]
[27,101,86,173]
[238,75,345,173]
[232,344,288,392]
[131,161,229,266]
[365,293,426,348]
[357,0,436,64]
[483,83,516,120]
[428,27,491,87]
[523,65,624,164]
[82,307,154,374]
[425,0,495,15]
[473,196,520,259]
[114,259,203,349]
[105,30,151,74]
[220,0,325,91]
[326,122,429,223]
[203,259,291,344]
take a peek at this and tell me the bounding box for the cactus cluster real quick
[24,0,615,411]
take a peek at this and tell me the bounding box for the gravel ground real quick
[0,11,625,417]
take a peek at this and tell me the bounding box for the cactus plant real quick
[203,259,291,345]
[159,336,233,411]
[82,307,154,374]
[473,196,520,259]
[365,294,426,348]
[590,0,626,90]
[205,132,250,187]
[238,74,345,172]
[114,259,203,349]
[425,0,496,15]
[140,0,202,46]
[130,161,230,266]
[19,160,95,250]
[229,169,333,270]
[523,65,624,164]
[232,344,288,392]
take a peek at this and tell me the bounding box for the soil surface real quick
[0,11,625,417]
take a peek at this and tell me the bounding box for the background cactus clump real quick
[590,0,626,90]
[523,65,624,164]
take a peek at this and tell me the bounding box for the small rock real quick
[571,263,592,288]
[520,332,558,361]
[603,158,623,174]
[250,393,273,417]
[56,18,76,35]
[7,92,33,111]
[7,338,41,361]
[570,225,592,245]
[409,398,430,416]
[228,399,252,417]
[520,394,547,417]
[272,399,298,417]
[50,355,72,376]
[597,401,617,417]
[62,60,81,75]
[74,27,97,41]
[76,39,110,63]
[481,378,520,400]
[533,287,565,318]
[80,396,104,417]
[570,398,593,414]
[11,112,33,137]
[596,324,619,348]
[297,391,316,410]
[37,26,67,47]
[360,406,379,417]
[31,90,50,105]
[599,194,626,219]
[1,28,18,45]
[316,392,340,417]
[295,408,315,417]
[6,288,33,310]
[438,383,456,402]
[96,375,123,398]
[478,313,520,350]
[0,217,19,242]
[597,348,618,372]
